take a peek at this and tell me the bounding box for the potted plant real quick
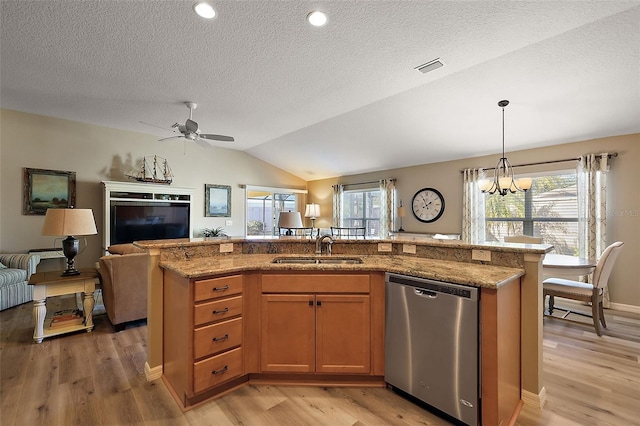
[201,227,227,239]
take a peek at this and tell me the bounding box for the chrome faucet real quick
[315,234,334,255]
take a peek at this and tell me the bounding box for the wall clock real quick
[411,187,445,223]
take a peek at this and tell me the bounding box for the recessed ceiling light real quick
[306,11,327,27]
[193,2,216,19]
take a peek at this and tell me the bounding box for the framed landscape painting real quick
[205,184,231,217]
[23,168,76,215]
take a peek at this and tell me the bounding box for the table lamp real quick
[304,204,321,230]
[397,202,406,232]
[277,211,303,236]
[42,208,97,276]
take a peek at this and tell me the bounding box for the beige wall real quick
[308,133,640,308]
[0,109,306,269]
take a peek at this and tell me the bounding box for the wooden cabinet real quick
[260,273,373,375]
[163,272,245,407]
[163,270,386,408]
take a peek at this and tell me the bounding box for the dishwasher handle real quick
[414,288,438,298]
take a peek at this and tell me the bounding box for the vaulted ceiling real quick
[2,1,639,180]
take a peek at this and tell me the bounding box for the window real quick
[246,188,301,237]
[341,188,380,237]
[484,171,578,255]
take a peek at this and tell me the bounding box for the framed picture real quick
[205,184,231,217]
[23,168,76,215]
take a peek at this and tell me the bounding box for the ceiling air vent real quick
[415,58,444,74]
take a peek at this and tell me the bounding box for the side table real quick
[28,268,99,343]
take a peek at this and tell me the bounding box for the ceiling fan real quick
[143,102,234,148]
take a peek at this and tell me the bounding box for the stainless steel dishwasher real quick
[385,273,479,426]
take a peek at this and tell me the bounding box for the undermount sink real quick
[272,256,363,265]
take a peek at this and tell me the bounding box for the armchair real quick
[0,253,41,311]
[97,244,149,331]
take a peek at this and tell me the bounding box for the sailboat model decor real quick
[127,156,173,185]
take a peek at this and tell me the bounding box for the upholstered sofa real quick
[0,253,41,311]
[97,244,149,331]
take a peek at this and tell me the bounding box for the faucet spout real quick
[315,234,334,255]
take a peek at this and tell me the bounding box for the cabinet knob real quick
[212,307,229,315]
[316,300,322,306]
[212,334,229,342]
[212,365,228,375]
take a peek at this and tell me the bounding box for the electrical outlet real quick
[402,244,417,254]
[219,243,233,253]
[378,243,392,252]
[472,249,492,262]
[225,220,232,226]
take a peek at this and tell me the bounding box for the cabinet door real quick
[261,294,315,372]
[316,295,371,374]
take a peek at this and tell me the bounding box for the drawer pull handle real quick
[213,334,229,342]
[212,307,229,315]
[212,285,230,292]
[212,365,228,376]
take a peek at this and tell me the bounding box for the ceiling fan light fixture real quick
[306,11,327,27]
[193,2,216,19]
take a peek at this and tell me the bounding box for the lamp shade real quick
[397,206,406,218]
[277,211,303,228]
[304,204,321,219]
[42,208,97,236]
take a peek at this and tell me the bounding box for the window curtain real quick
[577,153,610,306]
[379,179,396,238]
[332,184,343,227]
[462,168,486,244]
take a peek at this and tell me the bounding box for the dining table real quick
[542,253,597,279]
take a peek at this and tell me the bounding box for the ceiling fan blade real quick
[185,119,198,134]
[199,133,235,142]
[194,139,213,148]
[158,135,184,142]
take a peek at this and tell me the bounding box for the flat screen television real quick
[110,203,190,245]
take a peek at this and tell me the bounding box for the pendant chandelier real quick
[479,100,532,196]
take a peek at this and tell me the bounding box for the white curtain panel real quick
[462,168,486,244]
[379,179,396,238]
[332,184,343,227]
[577,153,610,306]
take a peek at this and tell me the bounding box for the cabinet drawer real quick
[193,347,243,393]
[262,274,370,293]
[194,295,243,326]
[194,317,243,359]
[194,275,243,302]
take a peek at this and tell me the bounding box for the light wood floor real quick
[1,296,639,425]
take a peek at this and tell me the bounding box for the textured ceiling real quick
[2,1,639,180]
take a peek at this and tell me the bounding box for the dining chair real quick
[543,241,624,336]
[504,235,543,244]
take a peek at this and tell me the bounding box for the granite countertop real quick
[160,254,524,289]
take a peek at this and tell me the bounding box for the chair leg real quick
[599,301,607,328]
[548,294,555,315]
[591,295,602,336]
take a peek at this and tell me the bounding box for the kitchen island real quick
[136,237,550,424]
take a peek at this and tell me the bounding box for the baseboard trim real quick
[609,302,640,314]
[522,386,546,409]
[144,362,163,381]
